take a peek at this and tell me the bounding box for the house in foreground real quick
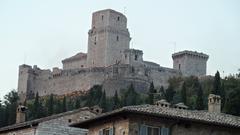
[72,94,240,135]
[0,106,101,135]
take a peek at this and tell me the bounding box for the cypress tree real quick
[123,84,138,106]
[221,82,226,109]
[75,98,81,109]
[62,96,67,112]
[113,91,120,110]
[212,71,221,95]
[46,94,54,115]
[55,99,62,114]
[33,92,40,119]
[165,83,175,102]
[195,80,204,110]
[100,90,107,111]
[181,82,187,104]
[148,82,156,104]
[159,86,166,99]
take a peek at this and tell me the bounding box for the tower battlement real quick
[172,50,209,60]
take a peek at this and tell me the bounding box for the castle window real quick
[117,36,119,41]
[68,119,72,123]
[94,36,97,45]
[179,64,181,70]
[102,15,104,21]
[117,16,120,21]
[135,55,138,61]
[125,54,127,59]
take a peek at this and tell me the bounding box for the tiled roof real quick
[0,107,94,133]
[72,105,240,128]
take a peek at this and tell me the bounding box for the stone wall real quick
[36,124,87,135]
[18,63,180,101]
[88,118,129,135]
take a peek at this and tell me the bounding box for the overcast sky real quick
[0,0,240,99]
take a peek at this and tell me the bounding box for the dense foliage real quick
[0,71,240,128]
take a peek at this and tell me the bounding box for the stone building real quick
[17,9,209,103]
[0,106,100,135]
[72,95,240,135]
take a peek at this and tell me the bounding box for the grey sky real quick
[0,0,240,98]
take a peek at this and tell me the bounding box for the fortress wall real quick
[63,58,87,70]
[149,67,180,89]
[29,68,107,97]
[19,63,180,101]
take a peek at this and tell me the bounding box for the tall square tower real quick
[87,9,131,68]
[172,50,209,76]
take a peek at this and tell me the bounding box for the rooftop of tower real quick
[172,50,209,59]
[92,9,126,18]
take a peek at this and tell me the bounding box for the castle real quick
[17,9,209,102]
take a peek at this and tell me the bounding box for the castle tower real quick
[17,64,34,103]
[87,9,131,68]
[208,94,221,113]
[172,50,209,76]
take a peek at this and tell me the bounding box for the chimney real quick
[16,105,27,124]
[208,94,221,113]
[155,99,170,108]
[174,103,188,110]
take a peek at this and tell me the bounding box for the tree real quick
[113,91,121,110]
[165,83,175,102]
[75,98,81,109]
[221,82,226,110]
[32,92,46,119]
[159,86,166,100]
[3,90,19,125]
[55,99,62,114]
[181,82,187,104]
[99,90,107,111]
[33,92,40,118]
[212,71,221,95]
[122,84,139,106]
[148,82,156,104]
[224,88,240,116]
[62,96,67,112]
[46,94,54,115]
[86,85,103,106]
[195,82,204,110]
[0,100,5,127]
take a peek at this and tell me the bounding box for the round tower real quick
[87,9,131,68]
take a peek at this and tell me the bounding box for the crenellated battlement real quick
[172,50,209,60]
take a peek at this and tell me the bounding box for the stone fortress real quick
[17,9,209,102]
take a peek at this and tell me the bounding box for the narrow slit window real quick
[117,36,119,41]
